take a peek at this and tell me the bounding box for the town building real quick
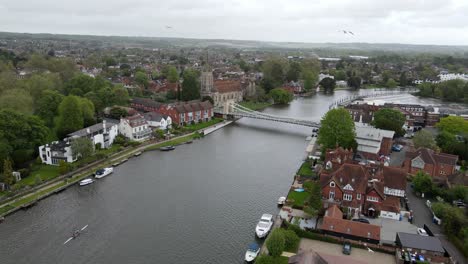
[200,70,243,111]
[119,113,152,141]
[39,140,76,166]
[321,149,407,220]
[403,148,458,179]
[426,107,441,127]
[346,103,380,123]
[130,97,162,113]
[67,120,119,149]
[396,233,448,263]
[158,100,213,126]
[354,123,394,160]
[288,250,367,264]
[383,103,426,126]
[320,205,381,244]
[143,112,172,130]
[438,73,468,82]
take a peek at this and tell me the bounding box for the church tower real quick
[200,51,215,97]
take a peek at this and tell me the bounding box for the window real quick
[330,182,335,187]
[357,194,361,200]
[329,191,335,200]
[367,196,379,202]
[439,170,446,175]
[343,194,352,201]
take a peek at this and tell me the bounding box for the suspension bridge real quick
[214,102,320,128]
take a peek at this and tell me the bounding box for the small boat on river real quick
[277,196,286,206]
[244,243,260,262]
[95,167,113,179]
[160,146,175,151]
[79,178,94,186]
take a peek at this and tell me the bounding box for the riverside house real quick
[403,147,458,179]
[119,113,152,141]
[158,100,214,126]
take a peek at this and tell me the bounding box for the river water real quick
[0,90,451,264]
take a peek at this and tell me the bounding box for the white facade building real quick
[438,73,468,82]
[143,112,172,130]
[67,120,119,149]
[119,113,152,141]
[39,140,76,166]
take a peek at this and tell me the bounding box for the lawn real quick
[183,118,223,132]
[18,164,60,187]
[287,191,310,208]
[239,101,272,111]
[297,162,315,177]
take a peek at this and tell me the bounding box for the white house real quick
[143,112,172,130]
[438,73,468,82]
[119,113,152,141]
[39,140,77,166]
[67,120,119,148]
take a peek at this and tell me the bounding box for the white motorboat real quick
[255,213,274,238]
[79,178,94,186]
[277,196,286,205]
[95,167,113,179]
[244,243,260,262]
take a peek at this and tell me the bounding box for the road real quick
[405,185,467,264]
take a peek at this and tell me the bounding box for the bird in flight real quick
[165,26,173,29]
[340,30,355,35]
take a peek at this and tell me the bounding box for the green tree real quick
[0,89,34,114]
[79,97,95,127]
[0,109,49,165]
[286,62,302,82]
[262,58,286,88]
[282,230,300,252]
[413,130,438,150]
[319,77,336,93]
[399,72,408,86]
[58,160,70,174]
[334,70,347,81]
[65,74,96,95]
[303,70,318,92]
[412,171,432,195]
[318,108,356,150]
[71,137,94,159]
[135,71,149,88]
[35,90,64,127]
[55,96,84,139]
[304,181,322,217]
[266,229,285,257]
[386,78,398,88]
[2,158,15,185]
[167,66,179,83]
[112,85,130,106]
[201,95,214,105]
[436,116,468,134]
[181,69,200,101]
[347,76,361,90]
[372,108,405,136]
[269,88,293,104]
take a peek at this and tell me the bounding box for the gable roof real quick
[143,112,166,122]
[322,216,380,241]
[406,148,458,166]
[131,97,162,109]
[324,205,343,219]
[382,166,407,190]
[397,232,445,253]
[67,120,118,138]
[323,163,368,194]
[124,113,147,127]
[213,79,242,93]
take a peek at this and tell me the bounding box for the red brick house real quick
[130,97,162,113]
[345,103,380,123]
[403,148,458,178]
[158,100,213,125]
[321,205,381,244]
[321,149,407,220]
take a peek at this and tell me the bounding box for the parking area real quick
[298,238,395,264]
[367,217,418,243]
[389,141,410,167]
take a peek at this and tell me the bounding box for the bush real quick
[18,168,30,178]
[128,141,141,147]
[283,229,300,252]
[266,229,285,257]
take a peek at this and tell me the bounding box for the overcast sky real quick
[1,0,468,45]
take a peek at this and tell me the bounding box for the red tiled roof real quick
[324,163,368,194]
[382,166,407,191]
[406,147,458,165]
[214,79,242,93]
[321,216,381,241]
[325,205,343,219]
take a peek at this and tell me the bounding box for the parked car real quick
[342,242,352,255]
[352,218,370,224]
[453,200,466,208]
[417,228,429,236]
[392,144,403,152]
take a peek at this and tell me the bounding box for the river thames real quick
[0,90,453,264]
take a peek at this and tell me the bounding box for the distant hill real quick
[1,31,468,56]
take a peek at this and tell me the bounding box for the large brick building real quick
[321,148,407,220]
[403,147,458,179]
[158,100,214,125]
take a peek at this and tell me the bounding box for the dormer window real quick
[330,182,335,187]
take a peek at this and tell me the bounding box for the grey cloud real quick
[0,0,467,45]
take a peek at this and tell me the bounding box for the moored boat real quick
[255,213,274,238]
[79,178,94,186]
[95,167,113,179]
[277,196,286,206]
[160,146,175,151]
[244,243,260,262]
